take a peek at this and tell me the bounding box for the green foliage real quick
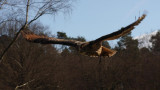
[69,36,86,42]
[57,32,67,39]
[116,32,138,49]
[115,32,139,53]
[57,31,86,53]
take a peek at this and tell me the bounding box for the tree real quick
[112,32,141,89]
[0,21,60,89]
[115,32,139,54]
[69,36,86,54]
[56,31,87,55]
[150,30,160,54]
[57,31,68,39]
[0,0,74,62]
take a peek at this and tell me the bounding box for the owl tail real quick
[101,46,117,57]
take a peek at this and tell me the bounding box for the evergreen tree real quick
[57,31,86,56]
[115,32,139,58]
[57,32,67,39]
[150,30,160,54]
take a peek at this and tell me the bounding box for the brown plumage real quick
[21,14,146,57]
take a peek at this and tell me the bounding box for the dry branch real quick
[15,79,35,90]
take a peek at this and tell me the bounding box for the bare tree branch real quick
[25,0,30,27]
[15,79,35,90]
[0,19,22,25]
[0,25,25,62]
[0,0,73,63]
[0,0,31,62]
[28,11,44,25]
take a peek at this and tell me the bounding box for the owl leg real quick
[101,46,117,57]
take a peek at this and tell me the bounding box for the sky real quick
[40,0,160,45]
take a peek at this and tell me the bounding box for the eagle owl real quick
[21,14,146,57]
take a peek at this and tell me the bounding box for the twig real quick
[0,26,25,62]
[0,0,30,63]
[15,79,35,90]
[0,19,22,25]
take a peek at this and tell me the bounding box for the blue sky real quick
[40,0,160,44]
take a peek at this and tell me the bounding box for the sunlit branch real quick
[15,79,35,90]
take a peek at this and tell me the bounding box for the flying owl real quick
[21,14,146,57]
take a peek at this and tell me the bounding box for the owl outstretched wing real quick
[92,14,146,43]
[21,29,83,47]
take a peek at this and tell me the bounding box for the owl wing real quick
[21,29,83,47]
[92,14,146,43]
